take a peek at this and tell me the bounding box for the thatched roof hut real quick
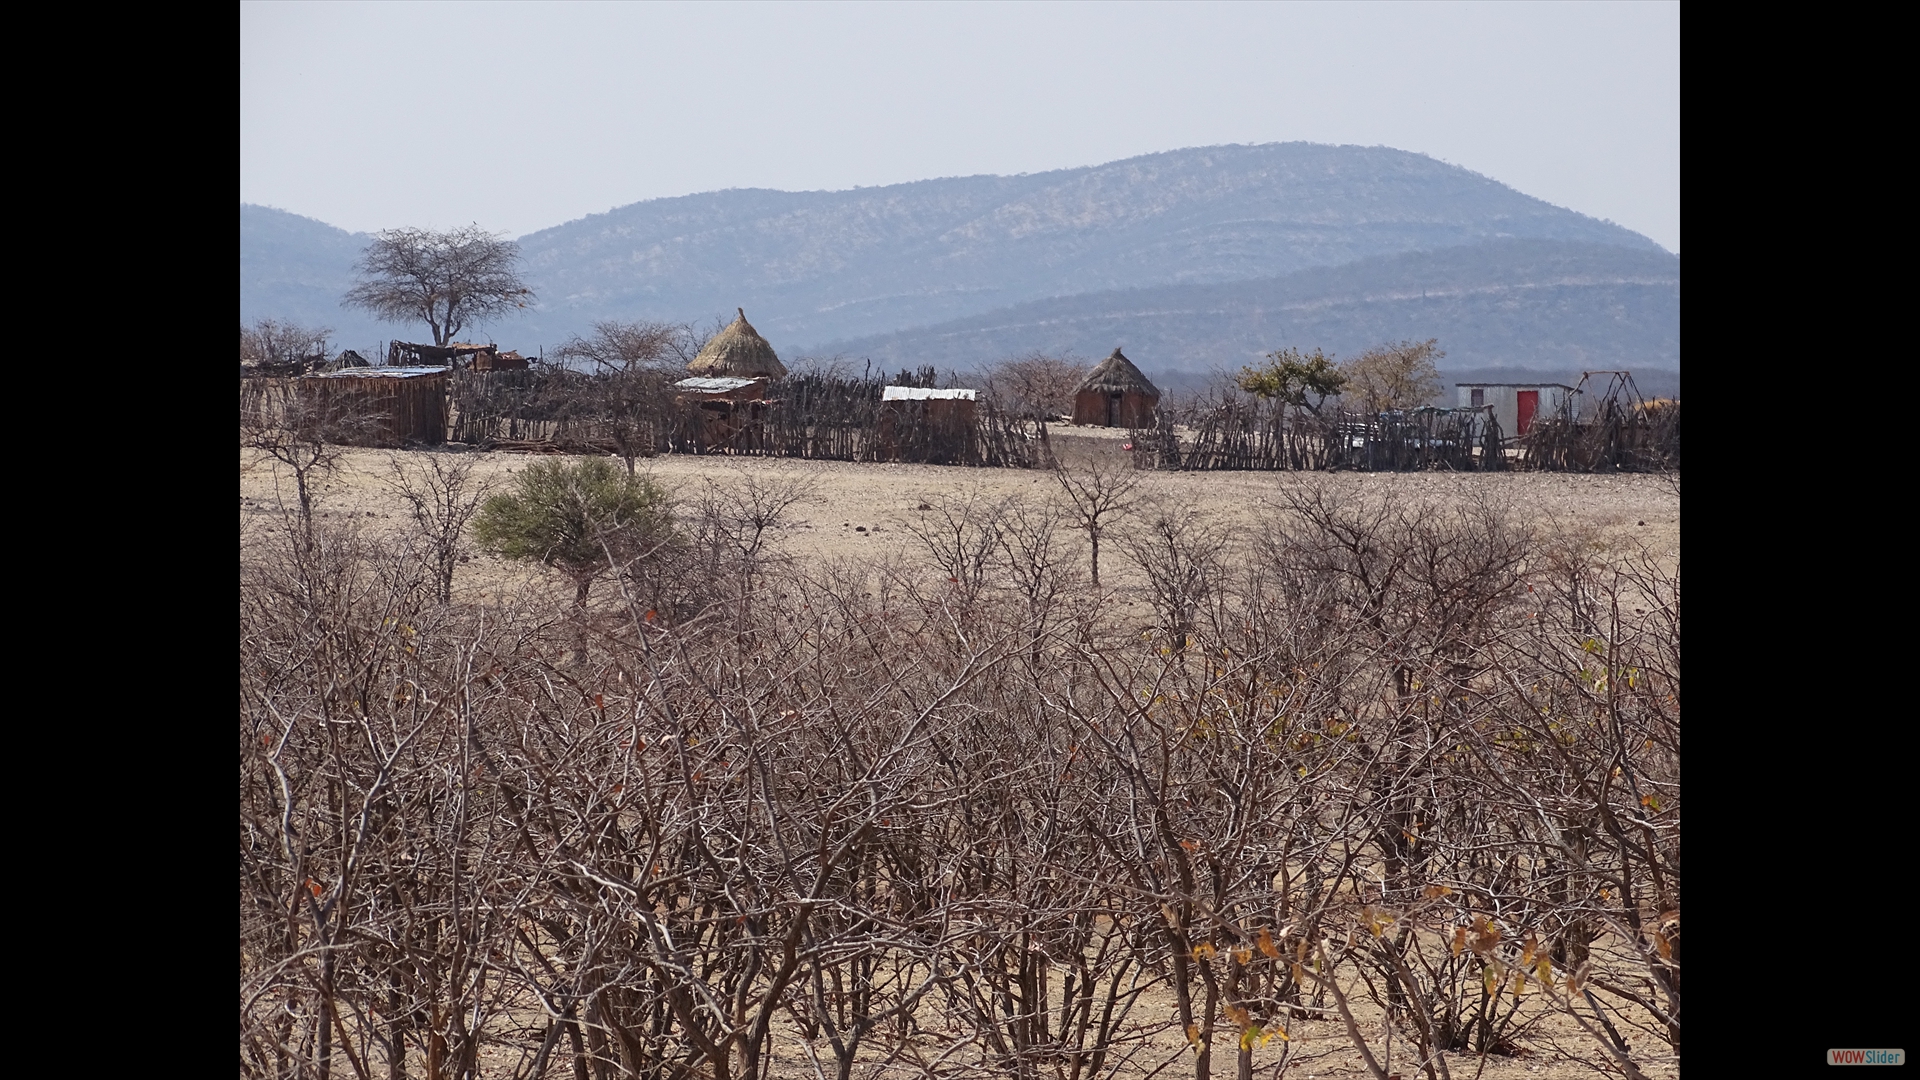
[1073,348,1161,427]
[687,308,786,380]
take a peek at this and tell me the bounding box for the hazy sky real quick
[241,2,1678,252]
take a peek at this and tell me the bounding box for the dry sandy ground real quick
[445,967,1679,1080]
[460,1007,1678,1080]
[242,437,1678,1079]
[241,430,1677,610]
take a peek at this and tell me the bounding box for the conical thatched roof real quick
[688,308,786,379]
[1075,348,1159,397]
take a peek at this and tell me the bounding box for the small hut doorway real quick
[1106,392,1122,427]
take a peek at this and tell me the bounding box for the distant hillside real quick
[515,143,1664,348]
[816,240,1679,380]
[239,206,397,353]
[241,143,1668,356]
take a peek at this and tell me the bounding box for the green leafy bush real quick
[472,457,675,606]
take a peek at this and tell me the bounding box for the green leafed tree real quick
[1237,346,1348,413]
[471,458,675,609]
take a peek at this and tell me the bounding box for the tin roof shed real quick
[882,387,977,401]
[308,366,449,379]
[676,377,766,393]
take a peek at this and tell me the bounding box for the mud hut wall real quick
[1117,390,1157,428]
[1072,388,1103,426]
[1073,388,1158,427]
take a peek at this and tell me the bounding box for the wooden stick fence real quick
[240,372,447,448]
[446,368,1052,468]
[255,365,1674,474]
[1133,392,1507,472]
[1517,372,1680,472]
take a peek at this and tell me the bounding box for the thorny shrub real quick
[240,474,1677,1080]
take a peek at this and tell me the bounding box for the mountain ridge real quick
[240,142,1674,369]
[509,143,1661,345]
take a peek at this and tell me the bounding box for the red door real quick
[1516,390,1539,435]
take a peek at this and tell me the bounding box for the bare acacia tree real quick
[343,225,533,346]
[983,351,1086,420]
[554,320,690,372]
[549,320,697,477]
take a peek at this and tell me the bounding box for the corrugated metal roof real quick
[307,367,448,379]
[1452,382,1578,390]
[882,387,976,401]
[676,377,763,391]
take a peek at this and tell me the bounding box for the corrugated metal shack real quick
[1454,382,1577,439]
[300,367,449,447]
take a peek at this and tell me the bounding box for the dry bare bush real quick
[983,353,1086,420]
[1052,459,1143,588]
[583,369,679,475]
[241,380,372,531]
[1117,494,1232,653]
[903,488,1009,610]
[241,466,1679,1080]
[1337,340,1445,413]
[243,318,334,367]
[383,452,494,605]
